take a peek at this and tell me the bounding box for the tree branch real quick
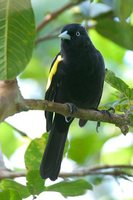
[35,23,96,45]
[0,165,133,180]
[36,0,83,32]
[60,164,133,178]
[0,81,130,135]
[24,99,130,135]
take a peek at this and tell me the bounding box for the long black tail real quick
[40,114,71,181]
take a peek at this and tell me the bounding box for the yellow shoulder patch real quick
[46,55,63,90]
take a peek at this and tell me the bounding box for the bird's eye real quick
[76,31,80,36]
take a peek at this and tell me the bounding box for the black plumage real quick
[40,23,105,181]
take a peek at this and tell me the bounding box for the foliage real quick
[0,0,133,199]
[0,0,35,79]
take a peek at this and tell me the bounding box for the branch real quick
[35,34,58,45]
[0,169,26,180]
[35,26,61,45]
[60,164,133,178]
[36,1,82,32]
[35,23,96,45]
[0,81,130,134]
[24,99,130,135]
[0,165,133,180]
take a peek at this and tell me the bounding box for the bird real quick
[40,23,105,181]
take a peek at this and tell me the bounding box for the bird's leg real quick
[96,121,101,133]
[100,107,115,116]
[65,103,78,123]
[96,107,115,132]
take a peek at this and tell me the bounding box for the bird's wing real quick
[45,53,63,132]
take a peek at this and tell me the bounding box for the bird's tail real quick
[40,114,70,181]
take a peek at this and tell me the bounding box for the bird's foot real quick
[96,107,115,132]
[65,103,78,123]
[99,107,115,118]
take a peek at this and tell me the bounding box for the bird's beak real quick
[58,31,71,40]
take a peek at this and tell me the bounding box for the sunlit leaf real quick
[68,127,105,164]
[0,179,30,199]
[0,189,21,200]
[26,170,45,195]
[114,0,133,21]
[25,135,47,170]
[46,179,92,197]
[0,122,22,157]
[89,29,125,64]
[24,135,47,195]
[101,146,133,164]
[96,19,133,50]
[105,69,133,100]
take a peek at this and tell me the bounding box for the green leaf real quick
[0,189,21,200]
[0,179,30,199]
[25,135,47,170]
[88,175,104,186]
[0,122,22,157]
[0,0,35,79]
[129,113,133,126]
[80,2,112,18]
[46,179,92,197]
[114,0,133,21]
[105,69,132,100]
[68,128,104,164]
[96,19,133,50]
[26,170,45,195]
[101,146,133,164]
[24,135,47,195]
[89,29,125,64]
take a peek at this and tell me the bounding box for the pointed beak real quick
[58,31,71,40]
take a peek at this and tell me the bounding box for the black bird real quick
[40,23,105,181]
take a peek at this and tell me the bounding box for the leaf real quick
[24,135,47,195]
[46,179,92,197]
[0,189,21,200]
[80,2,112,18]
[0,122,22,157]
[114,0,133,21]
[88,176,104,186]
[68,130,104,164]
[0,0,35,80]
[101,146,133,164]
[89,29,125,64]
[25,135,47,170]
[26,170,45,195]
[129,113,133,126]
[105,69,132,100]
[0,179,30,199]
[96,19,133,50]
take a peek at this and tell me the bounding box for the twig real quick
[0,165,133,180]
[35,34,58,45]
[0,170,26,180]
[4,122,27,137]
[23,99,130,135]
[35,23,96,45]
[59,164,133,178]
[36,1,82,32]
[35,26,61,45]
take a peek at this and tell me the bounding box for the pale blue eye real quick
[76,31,80,36]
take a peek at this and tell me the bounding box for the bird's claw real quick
[96,107,115,132]
[100,107,115,117]
[65,103,78,123]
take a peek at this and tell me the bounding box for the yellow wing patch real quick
[46,55,63,90]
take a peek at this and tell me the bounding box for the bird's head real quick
[58,24,90,55]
